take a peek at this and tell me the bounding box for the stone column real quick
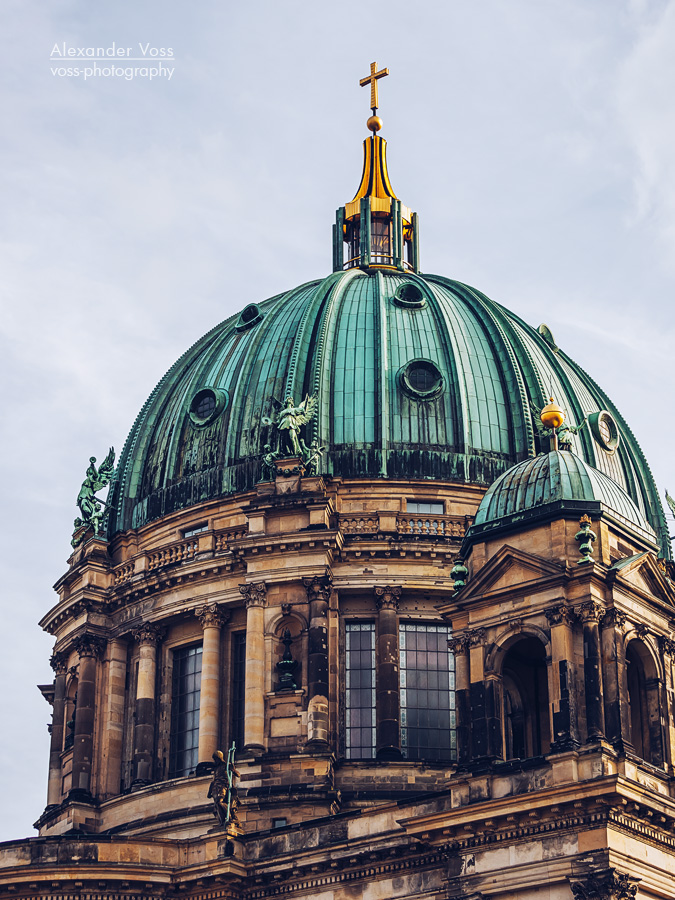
[545,604,580,751]
[374,585,402,760]
[240,582,267,754]
[101,638,128,798]
[579,601,606,741]
[47,651,69,807]
[448,635,470,766]
[304,573,331,748]
[71,634,106,800]
[467,628,500,760]
[195,604,229,773]
[132,624,163,786]
[600,608,631,753]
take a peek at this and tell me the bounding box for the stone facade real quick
[0,469,674,899]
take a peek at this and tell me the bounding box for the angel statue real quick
[531,404,586,452]
[300,438,326,476]
[72,448,116,545]
[666,490,675,521]
[266,393,318,458]
[208,743,241,829]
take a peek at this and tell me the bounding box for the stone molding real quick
[240,582,267,608]
[49,651,69,675]
[373,585,402,611]
[195,603,230,628]
[545,603,577,627]
[569,867,639,900]
[133,622,165,645]
[73,633,107,659]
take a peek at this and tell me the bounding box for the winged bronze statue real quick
[264,393,318,458]
[72,447,116,545]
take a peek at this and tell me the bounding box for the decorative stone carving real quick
[239,582,267,608]
[49,651,69,675]
[73,633,106,659]
[659,635,675,657]
[195,604,230,629]
[569,867,639,900]
[600,608,627,629]
[634,622,650,639]
[303,572,332,602]
[276,628,299,690]
[545,604,577,626]
[468,627,487,647]
[374,585,401,610]
[133,622,165,645]
[447,635,470,655]
[576,601,604,623]
[575,514,597,564]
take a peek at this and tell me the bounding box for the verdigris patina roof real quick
[468,449,656,546]
[107,269,669,556]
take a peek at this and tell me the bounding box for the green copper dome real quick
[468,449,656,546]
[107,269,669,556]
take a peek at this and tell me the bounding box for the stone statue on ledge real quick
[264,393,318,458]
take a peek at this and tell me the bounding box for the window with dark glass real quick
[169,644,202,778]
[231,632,247,752]
[370,216,391,264]
[399,623,456,761]
[345,623,376,759]
[407,500,444,515]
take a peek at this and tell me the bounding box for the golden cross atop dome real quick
[359,61,389,113]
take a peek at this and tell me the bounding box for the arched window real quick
[626,640,663,767]
[64,677,78,751]
[501,637,550,760]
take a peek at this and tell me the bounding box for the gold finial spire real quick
[359,61,389,133]
[540,397,565,430]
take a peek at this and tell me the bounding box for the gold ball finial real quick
[367,115,383,133]
[540,397,565,430]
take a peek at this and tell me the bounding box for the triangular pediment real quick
[612,552,675,607]
[459,544,566,601]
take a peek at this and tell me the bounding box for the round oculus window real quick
[588,410,620,453]
[236,303,263,331]
[189,387,228,427]
[393,282,426,308]
[398,359,444,400]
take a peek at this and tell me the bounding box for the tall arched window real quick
[501,637,550,760]
[626,640,663,767]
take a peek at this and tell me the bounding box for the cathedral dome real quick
[468,449,656,545]
[108,270,668,554]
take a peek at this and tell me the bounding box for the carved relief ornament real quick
[195,604,230,629]
[569,867,639,900]
[303,572,332,603]
[133,622,166,645]
[49,651,70,676]
[240,582,267,608]
[545,604,576,627]
[600,608,627,630]
[73,633,107,659]
[374,585,402,611]
[576,601,605,623]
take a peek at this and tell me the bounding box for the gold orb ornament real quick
[540,398,565,430]
[367,115,383,133]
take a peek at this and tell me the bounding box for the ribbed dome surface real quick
[108,269,668,553]
[472,450,655,537]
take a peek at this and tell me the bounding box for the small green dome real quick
[469,450,656,544]
[107,270,668,555]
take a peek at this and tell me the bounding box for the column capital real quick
[659,635,675,657]
[195,603,230,628]
[569,867,639,900]
[133,622,165,645]
[600,607,627,630]
[545,603,577,627]
[467,627,487,647]
[447,635,470,655]
[576,601,605,623]
[73,633,107,659]
[303,571,332,602]
[240,582,267,608]
[374,585,401,611]
[50,650,70,675]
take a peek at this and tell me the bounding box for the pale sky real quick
[1,0,675,841]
